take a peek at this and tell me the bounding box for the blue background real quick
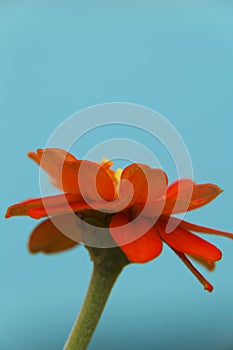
[1,1,233,349]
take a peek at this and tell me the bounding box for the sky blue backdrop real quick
[1,1,233,349]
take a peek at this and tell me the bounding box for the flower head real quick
[6,148,233,292]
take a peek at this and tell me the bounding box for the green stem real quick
[64,247,129,350]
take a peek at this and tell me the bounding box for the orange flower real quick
[6,148,233,292]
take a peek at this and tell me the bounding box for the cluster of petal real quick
[6,148,233,292]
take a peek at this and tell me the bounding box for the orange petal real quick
[171,248,213,292]
[28,148,116,201]
[165,179,194,199]
[187,255,216,271]
[100,159,119,188]
[119,163,168,207]
[163,180,223,214]
[6,192,129,220]
[110,213,163,263]
[76,158,116,201]
[28,216,78,254]
[160,218,217,270]
[156,219,222,262]
[5,193,89,219]
[178,219,233,239]
[28,148,78,192]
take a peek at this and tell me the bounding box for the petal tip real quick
[5,211,10,219]
[5,206,15,219]
[205,283,214,292]
[28,244,39,254]
[215,186,223,195]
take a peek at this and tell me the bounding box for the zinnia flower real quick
[6,148,233,292]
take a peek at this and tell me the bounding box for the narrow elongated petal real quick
[178,219,233,239]
[5,193,86,219]
[27,200,89,219]
[29,217,78,253]
[156,220,222,262]
[163,180,223,214]
[28,148,116,201]
[110,213,163,263]
[5,192,133,220]
[171,248,213,292]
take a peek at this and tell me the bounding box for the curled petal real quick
[100,158,120,188]
[28,148,78,192]
[110,213,163,263]
[119,163,168,207]
[76,159,116,202]
[156,220,222,262]
[28,148,116,201]
[29,216,78,254]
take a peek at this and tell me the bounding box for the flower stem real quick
[64,247,129,350]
